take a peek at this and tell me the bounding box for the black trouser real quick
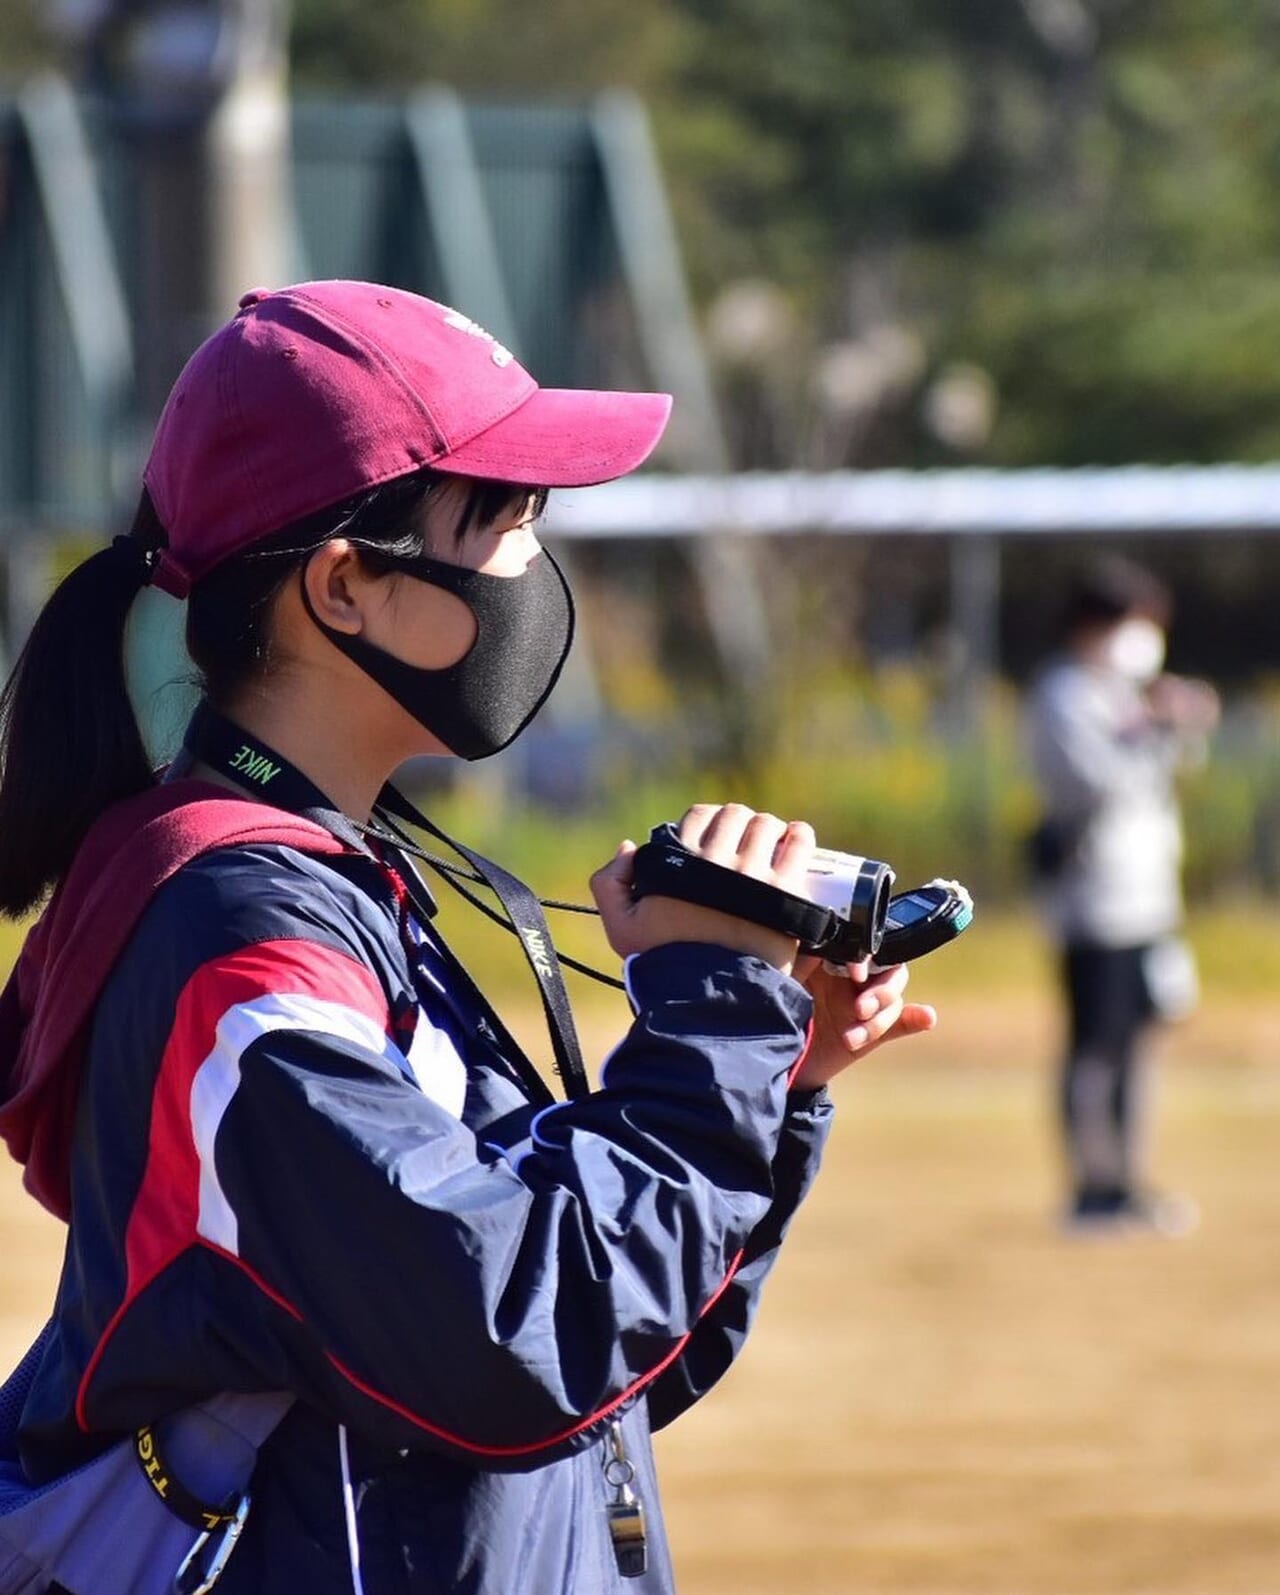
[1059,942,1155,1207]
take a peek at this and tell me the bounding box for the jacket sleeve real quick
[645,1087,832,1431]
[167,937,812,1466]
[1029,671,1183,818]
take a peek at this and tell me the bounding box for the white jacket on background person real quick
[1027,656,1205,950]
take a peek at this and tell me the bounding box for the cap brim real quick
[440,387,673,488]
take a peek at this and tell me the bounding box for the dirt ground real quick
[2,982,1279,1594]
[657,1007,1280,1595]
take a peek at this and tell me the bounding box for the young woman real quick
[0,281,934,1594]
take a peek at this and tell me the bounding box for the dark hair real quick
[1061,555,1172,637]
[0,468,547,916]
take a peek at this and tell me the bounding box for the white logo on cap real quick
[443,309,515,368]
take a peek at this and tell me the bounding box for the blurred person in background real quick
[1026,556,1219,1235]
[0,281,935,1595]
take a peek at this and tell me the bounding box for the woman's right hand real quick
[589,803,816,972]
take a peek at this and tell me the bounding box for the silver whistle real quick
[603,1422,648,1579]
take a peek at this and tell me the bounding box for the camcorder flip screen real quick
[873,880,973,967]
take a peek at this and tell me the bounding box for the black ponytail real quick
[0,503,161,916]
[0,468,547,917]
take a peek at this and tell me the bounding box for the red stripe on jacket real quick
[76,939,389,1430]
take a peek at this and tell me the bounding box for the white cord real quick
[337,1424,366,1595]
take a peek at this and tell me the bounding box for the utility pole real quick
[206,0,296,315]
[45,0,295,755]
[53,0,296,411]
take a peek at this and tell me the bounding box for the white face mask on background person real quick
[1103,617,1166,682]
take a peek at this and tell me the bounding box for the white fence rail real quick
[547,466,1280,538]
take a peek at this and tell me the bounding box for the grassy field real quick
[2,906,1279,1593]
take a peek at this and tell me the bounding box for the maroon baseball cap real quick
[143,280,673,598]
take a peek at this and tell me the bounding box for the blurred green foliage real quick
[6,1,1280,465]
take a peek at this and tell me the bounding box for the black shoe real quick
[1061,1186,1198,1238]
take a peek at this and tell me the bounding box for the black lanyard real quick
[173,702,371,849]
[179,703,595,1102]
[372,785,591,1101]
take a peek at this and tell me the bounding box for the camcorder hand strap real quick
[631,824,838,950]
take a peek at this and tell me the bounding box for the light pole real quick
[50,0,296,411]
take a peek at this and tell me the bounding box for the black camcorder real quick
[630,823,972,966]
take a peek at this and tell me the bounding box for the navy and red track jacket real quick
[2,784,831,1594]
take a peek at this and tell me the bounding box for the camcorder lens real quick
[802,850,895,962]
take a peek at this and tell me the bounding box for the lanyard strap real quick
[375,785,591,1102]
[174,702,373,854]
[134,1425,240,1532]
[368,833,559,1109]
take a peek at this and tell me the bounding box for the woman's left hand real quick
[791,956,937,1092]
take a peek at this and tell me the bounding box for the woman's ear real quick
[299,540,373,636]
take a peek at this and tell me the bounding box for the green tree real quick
[0,0,56,74]
[9,0,1280,464]
[662,0,1280,464]
[291,0,689,98]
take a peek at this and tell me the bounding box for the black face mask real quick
[302,547,575,760]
